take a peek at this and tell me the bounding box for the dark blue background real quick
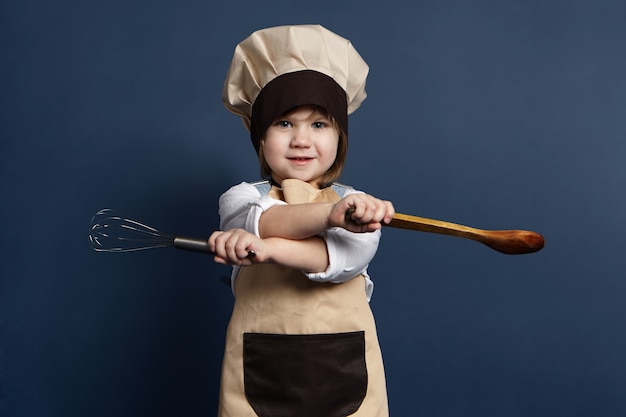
[2,1,626,416]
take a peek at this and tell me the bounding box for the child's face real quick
[262,106,339,187]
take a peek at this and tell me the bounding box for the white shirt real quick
[218,182,381,301]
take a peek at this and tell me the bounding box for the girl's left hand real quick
[329,193,395,233]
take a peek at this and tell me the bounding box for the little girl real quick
[209,25,394,417]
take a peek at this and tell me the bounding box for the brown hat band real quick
[250,70,348,153]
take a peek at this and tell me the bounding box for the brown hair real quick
[258,106,348,187]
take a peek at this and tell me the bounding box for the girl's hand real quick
[329,194,395,233]
[208,229,267,266]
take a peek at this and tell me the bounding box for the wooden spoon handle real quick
[386,213,545,255]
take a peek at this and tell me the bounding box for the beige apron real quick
[218,179,388,417]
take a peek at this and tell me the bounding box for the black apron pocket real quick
[243,331,367,417]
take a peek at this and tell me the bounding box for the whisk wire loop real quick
[89,209,176,252]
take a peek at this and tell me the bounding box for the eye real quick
[275,120,292,128]
[312,121,326,129]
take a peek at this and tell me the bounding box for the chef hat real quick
[222,24,369,153]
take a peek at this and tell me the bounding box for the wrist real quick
[323,202,336,229]
[261,237,277,264]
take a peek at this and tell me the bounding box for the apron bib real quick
[218,179,388,417]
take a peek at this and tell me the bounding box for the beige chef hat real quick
[222,24,369,153]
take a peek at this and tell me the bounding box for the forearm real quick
[264,235,329,273]
[259,203,334,239]
[208,229,328,272]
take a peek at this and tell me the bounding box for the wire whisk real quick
[88,209,215,253]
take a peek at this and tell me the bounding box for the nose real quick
[290,127,311,147]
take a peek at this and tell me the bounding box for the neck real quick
[269,177,331,190]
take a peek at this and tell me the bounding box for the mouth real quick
[288,156,314,164]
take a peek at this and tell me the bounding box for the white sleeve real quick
[306,227,380,282]
[218,182,286,236]
[306,226,379,300]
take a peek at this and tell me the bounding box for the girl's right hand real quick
[208,229,266,266]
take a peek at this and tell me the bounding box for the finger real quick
[213,255,228,265]
[383,201,395,223]
[373,201,393,224]
[364,199,394,224]
[213,234,231,262]
[353,199,381,224]
[236,241,254,260]
[224,235,243,263]
[217,231,244,263]
[208,231,224,253]
[349,201,368,223]
[226,232,257,262]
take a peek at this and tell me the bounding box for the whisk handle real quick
[173,236,256,257]
[173,236,212,253]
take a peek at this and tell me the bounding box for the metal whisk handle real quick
[173,236,212,253]
[172,236,257,257]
